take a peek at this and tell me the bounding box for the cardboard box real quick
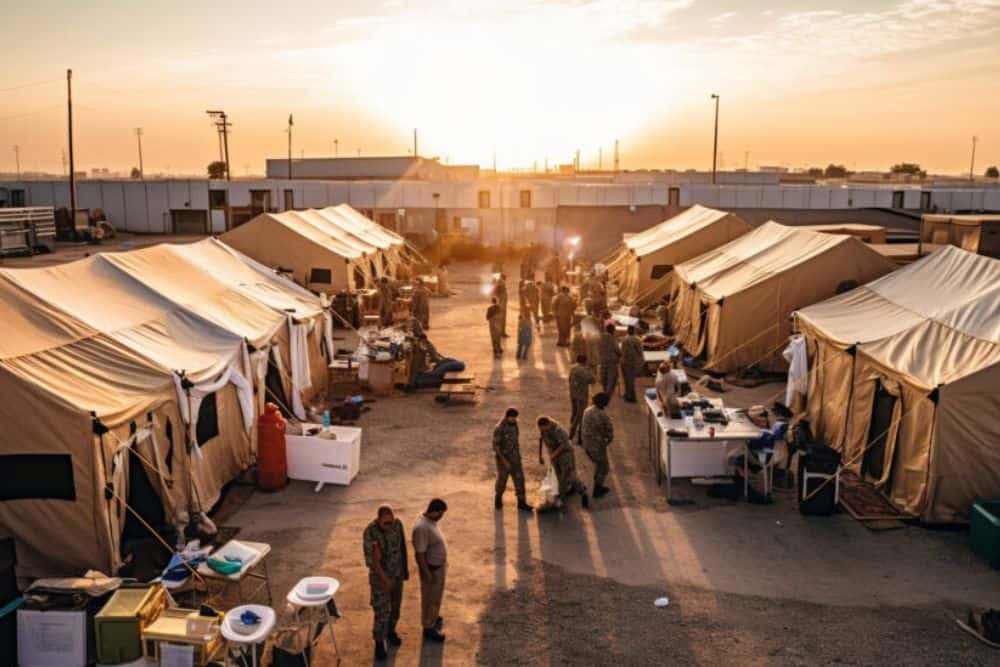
[17,608,87,667]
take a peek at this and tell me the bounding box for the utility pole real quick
[206,110,231,180]
[970,135,978,181]
[710,93,720,184]
[134,128,144,179]
[13,145,20,179]
[67,69,77,219]
[413,128,418,157]
[334,138,338,157]
[575,149,580,172]
[614,139,620,172]
[287,114,293,179]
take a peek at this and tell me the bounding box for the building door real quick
[668,187,680,207]
[283,189,294,211]
[171,209,208,234]
[891,191,904,209]
[919,191,931,211]
[250,190,271,216]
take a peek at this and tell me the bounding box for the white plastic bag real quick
[538,465,562,509]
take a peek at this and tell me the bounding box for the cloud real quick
[710,11,738,24]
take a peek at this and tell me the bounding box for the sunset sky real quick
[2,0,999,176]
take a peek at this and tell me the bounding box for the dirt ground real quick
[226,261,998,666]
[9,245,999,665]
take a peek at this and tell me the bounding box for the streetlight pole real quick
[287,114,294,180]
[711,93,720,185]
[970,135,978,182]
[334,138,338,157]
[134,128,144,179]
[13,145,20,180]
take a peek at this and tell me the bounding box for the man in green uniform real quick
[411,278,431,330]
[568,354,595,444]
[598,322,621,398]
[552,286,577,347]
[487,298,503,357]
[493,274,509,338]
[540,280,556,323]
[524,280,541,328]
[378,276,394,327]
[537,416,589,509]
[620,325,644,403]
[363,506,409,660]
[581,392,615,498]
[492,408,534,511]
[655,294,672,335]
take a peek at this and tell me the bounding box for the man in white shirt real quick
[412,498,448,642]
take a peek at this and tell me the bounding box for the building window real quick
[11,189,26,207]
[284,189,294,210]
[309,268,333,284]
[650,265,673,280]
[478,190,491,209]
[0,454,75,501]
[209,190,228,208]
[519,190,531,208]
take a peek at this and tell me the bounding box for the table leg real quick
[665,435,672,501]
[325,609,341,665]
[743,442,749,499]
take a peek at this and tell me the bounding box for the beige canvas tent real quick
[920,214,1000,258]
[670,222,895,373]
[604,205,750,306]
[799,223,887,244]
[794,246,1000,522]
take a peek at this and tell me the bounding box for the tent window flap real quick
[195,392,220,446]
[0,454,76,501]
[309,268,332,285]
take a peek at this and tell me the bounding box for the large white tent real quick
[794,246,1000,522]
[603,205,750,305]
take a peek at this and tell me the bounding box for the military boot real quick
[517,497,534,512]
[375,639,387,660]
[494,493,503,509]
[581,492,591,509]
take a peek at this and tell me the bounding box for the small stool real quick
[286,577,341,666]
[221,604,276,667]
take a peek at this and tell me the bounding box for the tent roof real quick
[625,205,736,258]
[796,245,1000,388]
[923,214,1000,227]
[332,204,406,247]
[0,255,243,384]
[264,211,366,259]
[289,209,381,255]
[674,221,881,300]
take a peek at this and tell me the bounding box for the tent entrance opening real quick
[863,380,896,483]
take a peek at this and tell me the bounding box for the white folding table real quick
[645,394,762,502]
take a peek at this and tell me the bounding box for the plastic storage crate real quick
[970,500,1000,569]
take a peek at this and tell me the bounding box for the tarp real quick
[670,221,895,373]
[605,205,750,305]
[794,246,1000,522]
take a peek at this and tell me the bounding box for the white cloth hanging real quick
[287,315,312,420]
[782,336,808,408]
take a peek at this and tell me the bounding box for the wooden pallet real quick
[436,383,478,404]
[441,372,475,385]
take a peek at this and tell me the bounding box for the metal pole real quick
[413,128,418,157]
[970,135,977,182]
[135,128,144,179]
[67,69,77,218]
[13,145,20,180]
[221,113,231,181]
[711,94,719,185]
[287,114,293,180]
[614,139,619,172]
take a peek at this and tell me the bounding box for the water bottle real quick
[693,407,705,430]
[322,410,331,428]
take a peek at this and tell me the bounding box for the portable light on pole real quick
[710,93,720,185]
[134,128,144,179]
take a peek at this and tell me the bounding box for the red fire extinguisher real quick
[257,402,288,491]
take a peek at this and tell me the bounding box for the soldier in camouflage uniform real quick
[378,277,395,327]
[620,325,645,403]
[363,506,409,660]
[568,354,595,444]
[598,322,622,398]
[411,278,431,330]
[492,408,534,511]
[581,392,615,498]
[552,287,577,346]
[536,416,589,509]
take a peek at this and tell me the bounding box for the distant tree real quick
[824,163,849,178]
[986,165,999,178]
[890,162,926,178]
[807,167,824,177]
[130,167,142,179]
[207,160,227,179]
